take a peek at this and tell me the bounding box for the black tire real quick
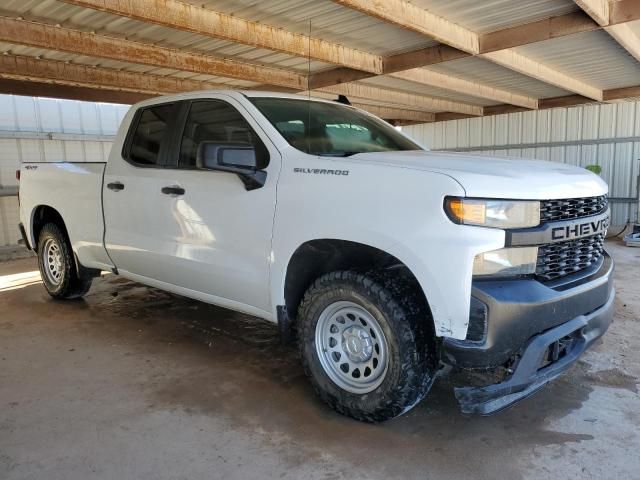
[298,270,438,422]
[37,222,93,299]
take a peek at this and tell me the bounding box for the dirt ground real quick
[1,240,638,480]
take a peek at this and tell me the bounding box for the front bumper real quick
[443,253,615,415]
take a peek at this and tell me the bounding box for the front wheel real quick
[37,222,93,299]
[298,270,438,422]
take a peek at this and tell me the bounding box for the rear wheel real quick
[298,270,437,422]
[37,223,93,299]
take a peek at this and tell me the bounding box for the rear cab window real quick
[124,103,175,166]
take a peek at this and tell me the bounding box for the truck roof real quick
[129,90,342,109]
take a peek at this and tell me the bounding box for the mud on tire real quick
[37,222,93,299]
[297,269,438,422]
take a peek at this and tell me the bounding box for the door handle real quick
[107,181,125,191]
[161,185,185,196]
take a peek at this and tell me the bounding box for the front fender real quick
[270,159,504,340]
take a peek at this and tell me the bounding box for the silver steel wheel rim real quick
[315,301,389,394]
[43,238,64,285]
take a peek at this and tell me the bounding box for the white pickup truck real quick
[18,91,614,421]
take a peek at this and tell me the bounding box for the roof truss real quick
[573,0,640,63]
[0,17,482,116]
[0,1,639,122]
[0,17,307,90]
[332,0,605,101]
[52,0,640,113]
[0,54,435,122]
[330,0,479,54]
[57,0,383,74]
[388,69,539,109]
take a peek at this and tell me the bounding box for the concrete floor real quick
[1,240,638,480]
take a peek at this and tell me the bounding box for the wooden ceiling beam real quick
[428,94,597,123]
[388,68,539,109]
[609,0,640,25]
[432,91,632,123]
[383,45,471,73]
[605,23,640,63]
[329,0,479,54]
[319,83,483,116]
[481,49,603,101]
[538,94,596,109]
[308,68,373,90]
[434,112,474,122]
[57,0,382,74]
[308,91,436,121]
[0,17,307,90]
[432,86,640,123]
[603,84,640,101]
[350,104,435,122]
[0,77,152,104]
[310,57,537,112]
[309,45,470,89]
[573,0,610,26]
[573,0,640,63]
[481,95,595,117]
[479,11,599,53]
[0,54,226,94]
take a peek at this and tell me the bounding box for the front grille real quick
[540,195,608,223]
[536,234,605,281]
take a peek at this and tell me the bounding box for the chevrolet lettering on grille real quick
[505,210,610,247]
[551,215,609,241]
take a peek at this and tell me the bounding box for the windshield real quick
[249,97,423,156]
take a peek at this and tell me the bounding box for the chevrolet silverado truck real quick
[18,91,614,421]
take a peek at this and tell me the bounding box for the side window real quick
[127,103,174,166]
[178,100,266,168]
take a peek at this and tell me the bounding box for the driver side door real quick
[151,96,281,315]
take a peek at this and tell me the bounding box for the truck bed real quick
[19,161,112,271]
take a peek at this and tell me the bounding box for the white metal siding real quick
[0,94,126,246]
[403,102,640,227]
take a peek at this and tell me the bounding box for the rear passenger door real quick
[151,96,280,314]
[103,101,184,282]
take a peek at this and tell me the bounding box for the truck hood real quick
[344,150,608,199]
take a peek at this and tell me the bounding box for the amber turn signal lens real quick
[446,198,486,224]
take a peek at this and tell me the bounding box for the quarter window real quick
[128,103,174,166]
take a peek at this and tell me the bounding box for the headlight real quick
[473,247,538,277]
[445,197,540,229]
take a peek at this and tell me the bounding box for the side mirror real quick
[219,146,258,169]
[197,142,268,191]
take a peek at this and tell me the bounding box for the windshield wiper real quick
[317,151,361,157]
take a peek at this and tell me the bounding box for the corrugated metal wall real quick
[0,94,128,246]
[403,101,640,227]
